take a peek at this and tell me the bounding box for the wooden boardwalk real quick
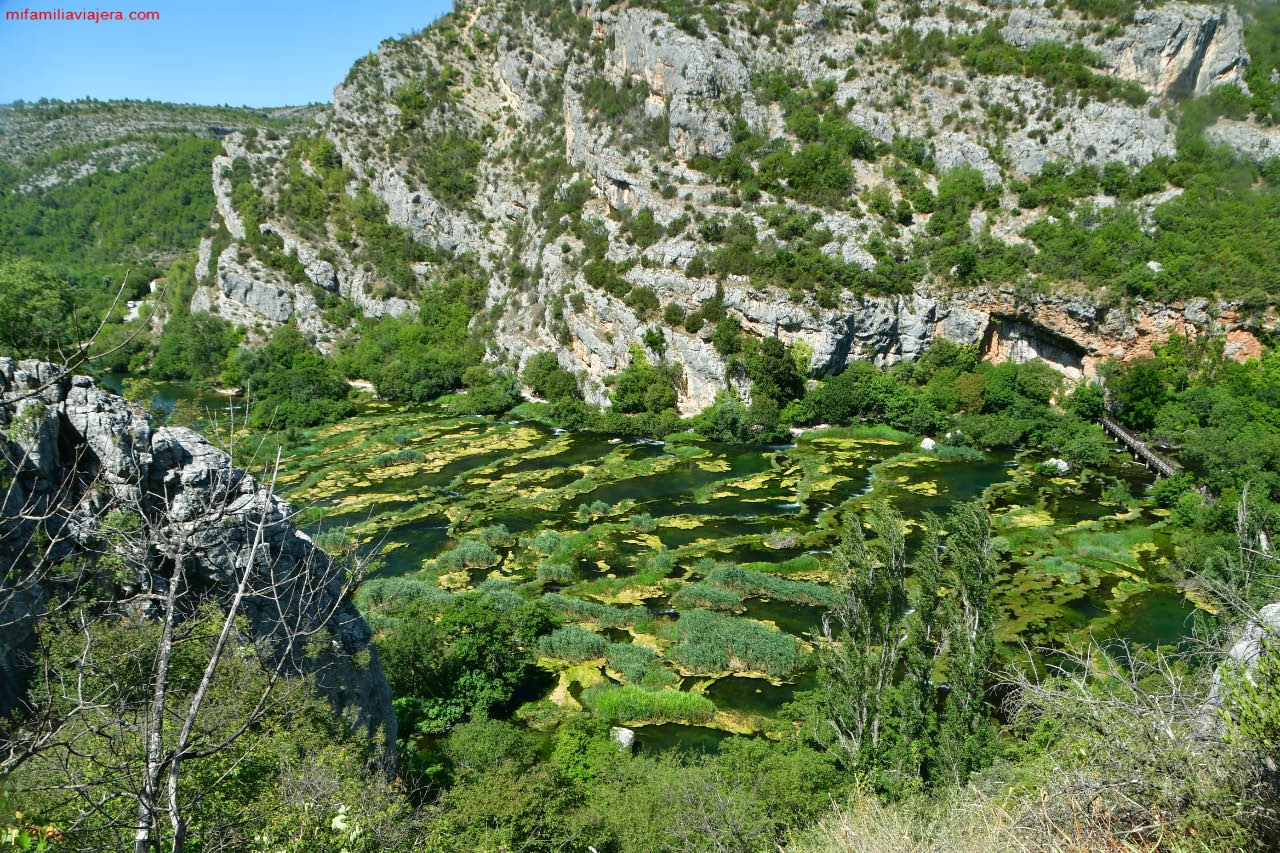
[1100,415,1181,478]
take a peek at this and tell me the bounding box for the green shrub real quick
[473,578,526,613]
[541,593,646,628]
[626,285,660,318]
[437,538,499,571]
[638,551,676,580]
[443,717,537,772]
[740,554,823,578]
[522,351,582,402]
[530,530,563,555]
[663,302,686,327]
[375,427,419,447]
[356,577,455,611]
[707,565,837,608]
[640,664,679,689]
[626,207,664,248]
[925,445,986,462]
[581,77,650,122]
[476,524,513,548]
[536,562,577,585]
[371,448,426,468]
[417,131,485,207]
[629,513,657,532]
[604,642,660,684]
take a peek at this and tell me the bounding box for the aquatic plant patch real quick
[664,609,809,679]
[580,684,716,724]
[273,404,1173,734]
[604,641,662,684]
[707,564,837,608]
[670,582,745,612]
[539,625,608,663]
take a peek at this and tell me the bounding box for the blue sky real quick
[0,0,453,106]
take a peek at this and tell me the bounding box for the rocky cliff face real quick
[1005,2,1250,101]
[186,0,1272,412]
[0,359,396,751]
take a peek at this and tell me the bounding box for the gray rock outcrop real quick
[1205,119,1280,162]
[1223,604,1280,670]
[0,359,396,753]
[1200,603,1280,744]
[216,245,295,324]
[1004,2,1250,100]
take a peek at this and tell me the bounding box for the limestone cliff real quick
[184,0,1273,412]
[0,359,396,751]
[1005,1,1250,101]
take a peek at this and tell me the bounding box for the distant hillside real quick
[0,99,320,306]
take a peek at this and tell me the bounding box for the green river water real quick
[128,386,1196,751]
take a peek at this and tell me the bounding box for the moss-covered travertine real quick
[280,405,1185,739]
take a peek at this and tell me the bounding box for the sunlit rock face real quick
[185,0,1273,411]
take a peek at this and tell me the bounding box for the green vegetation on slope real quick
[0,135,220,309]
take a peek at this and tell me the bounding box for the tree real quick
[812,361,880,424]
[1014,358,1062,405]
[379,593,555,738]
[609,345,680,414]
[697,391,750,443]
[522,351,580,402]
[712,315,742,356]
[150,311,239,381]
[457,365,520,415]
[1110,358,1168,431]
[817,502,912,778]
[955,372,988,413]
[745,336,804,404]
[1066,381,1106,420]
[0,258,77,361]
[234,325,355,428]
[815,501,998,794]
[932,501,998,785]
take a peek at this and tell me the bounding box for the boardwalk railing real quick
[1100,415,1181,478]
